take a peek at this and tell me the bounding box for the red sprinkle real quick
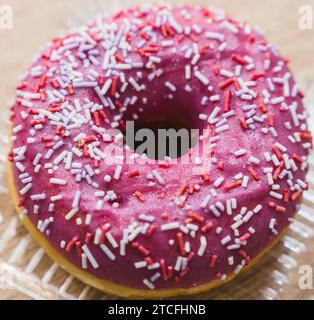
[209,254,218,268]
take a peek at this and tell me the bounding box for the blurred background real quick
[0,0,313,300]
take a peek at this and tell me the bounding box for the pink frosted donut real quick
[9,4,311,298]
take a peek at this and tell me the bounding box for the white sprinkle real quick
[13,124,23,133]
[152,170,165,185]
[72,190,81,208]
[215,124,229,133]
[194,70,209,85]
[200,195,211,208]
[221,235,231,245]
[53,150,68,165]
[273,142,286,153]
[208,106,221,123]
[269,218,276,229]
[174,256,183,271]
[106,232,118,248]
[81,254,88,269]
[31,193,46,201]
[213,176,224,187]
[143,279,155,290]
[210,205,221,217]
[197,236,207,256]
[161,222,180,231]
[271,96,284,105]
[100,244,116,261]
[134,261,147,269]
[263,152,271,161]
[95,200,103,211]
[226,200,232,215]
[51,194,63,201]
[220,69,234,78]
[128,226,142,242]
[33,153,42,166]
[271,154,280,167]
[100,78,112,95]
[19,183,32,195]
[253,204,262,213]
[50,178,67,185]
[209,94,220,102]
[297,179,307,189]
[129,77,142,91]
[282,154,291,170]
[165,81,177,92]
[114,165,122,180]
[185,65,191,80]
[65,152,73,170]
[161,40,174,47]
[205,31,225,42]
[16,162,25,172]
[81,244,99,269]
[234,149,247,157]
[241,176,249,188]
[248,156,260,164]
[269,191,283,200]
[242,211,254,223]
[65,208,79,220]
[139,213,155,222]
[266,172,274,185]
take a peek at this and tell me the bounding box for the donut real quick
[8,4,311,298]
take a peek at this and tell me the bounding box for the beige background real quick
[0,0,314,300]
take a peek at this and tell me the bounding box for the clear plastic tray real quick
[0,0,314,300]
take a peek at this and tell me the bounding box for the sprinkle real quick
[139,213,155,222]
[114,165,122,180]
[31,193,46,201]
[161,222,180,231]
[49,178,67,185]
[221,235,231,245]
[81,244,99,269]
[241,176,249,188]
[234,149,247,157]
[248,156,260,164]
[185,65,191,80]
[100,78,112,95]
[152,169,165,185]
[143,279,155,290]
[197,236,207,256]
[209,254,218,267]
[65,208,79,220]
[269,191,283,200]
[213,177,224,187]
[253,204,262,213]
[194,70,209,85]
[210,205,221,218]
[19,183,32,195]
[200,195,211,208]
[100,244,116,261]
[207,106,221,123]
[205,31,225,42]
[72,191,81,208]
[134,261,147,269]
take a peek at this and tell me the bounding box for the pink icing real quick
[9,4,311,292]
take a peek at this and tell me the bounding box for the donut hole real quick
[124,94,199,160]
